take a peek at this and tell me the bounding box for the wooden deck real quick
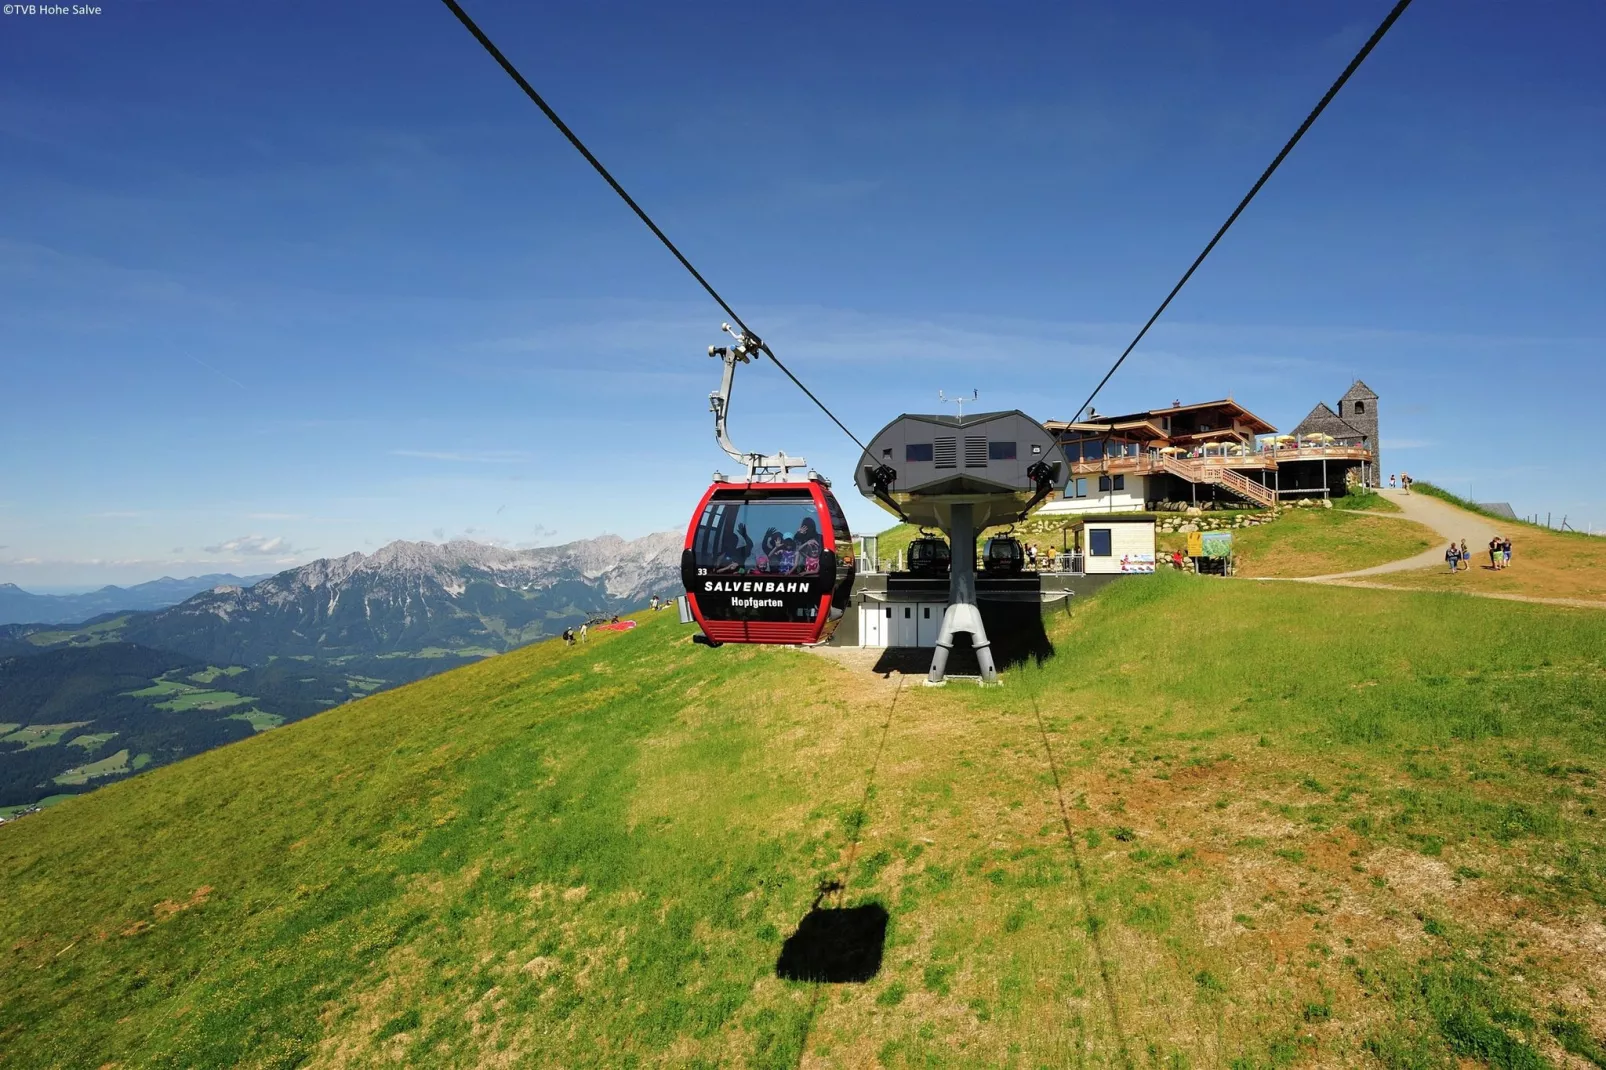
[1068,445,1369,478]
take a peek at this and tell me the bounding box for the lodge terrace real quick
[1039,380,1381,515]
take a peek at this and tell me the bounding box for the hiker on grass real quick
[579,622,588,642]
[1459,539,1470,571]
[1488,537,1501,570]
[562,627,575,647]
[1502,536,1513,568]
[1446,543,1460,574]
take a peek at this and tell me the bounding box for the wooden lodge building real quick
[1038,381,1380,515]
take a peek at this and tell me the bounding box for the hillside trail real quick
[1264,487,1606,609]
[1307,487,1499,579]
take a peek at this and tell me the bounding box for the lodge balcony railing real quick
[1066,443,1370,478]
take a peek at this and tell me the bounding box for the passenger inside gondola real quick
[712,523,753,574]
[794,516,823,573]
[694,498,824,577]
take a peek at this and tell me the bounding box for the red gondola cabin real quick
[681,479,855,645]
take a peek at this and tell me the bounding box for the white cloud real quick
[390,449,530,464]
[203,535,300,556]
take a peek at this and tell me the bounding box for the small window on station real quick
[906,443,934,463]
[989,441,1017,461]
[1098,475,1112,492]
[1090,529,1113,557]
[1113,475,1125,491]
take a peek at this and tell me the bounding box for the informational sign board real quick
[1186,531,1203,557]
[1200,531,1233,558]
[1118,553,1156,574]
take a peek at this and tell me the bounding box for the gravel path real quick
[1293,488,1498,580]
[1265,490,1606,610]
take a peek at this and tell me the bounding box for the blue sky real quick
[3,0,1603,588]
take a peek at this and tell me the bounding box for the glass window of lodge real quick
[1089,528,1112,557]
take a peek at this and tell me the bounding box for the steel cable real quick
[1069,0,1414,423]
[438,0,877,466]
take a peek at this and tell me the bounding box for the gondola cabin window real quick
[692,496,824,577]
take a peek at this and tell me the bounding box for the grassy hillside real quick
[1213,507,1435,578]
[1361,518,1606,603]
[2,579,1604,1067]
[880,501,1435,579]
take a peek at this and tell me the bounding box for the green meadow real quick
[1,574,1602,1068]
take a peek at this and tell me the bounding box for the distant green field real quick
[188,666,247,684]
[228,710,285,732]
[126,676,193,698]
[376,646,500,660]
[0,794,77,819]
[127,673,255,712]
[53,748,131,786]
[23,615,128,647]
[155,689,252,712]
[66,732,118,750]
[0,722,91,750]
[1,580,1602,1067]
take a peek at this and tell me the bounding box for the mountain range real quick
[116,533,683,664]
[0,533,684,809]
[0,573,271,626]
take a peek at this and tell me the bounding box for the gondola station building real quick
[1038,380,1380,515]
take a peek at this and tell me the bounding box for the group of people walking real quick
[1445,535,1513,573]
[1389,472,1413,492]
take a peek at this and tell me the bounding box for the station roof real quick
[1045,398,1276,437]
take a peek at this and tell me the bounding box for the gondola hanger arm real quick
[707,325,809,482]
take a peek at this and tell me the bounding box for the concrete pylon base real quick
[926,602,999,686]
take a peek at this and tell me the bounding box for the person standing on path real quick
[1390,473,1397,488]
[1488,536,1501,570]
[579,622,588,642]
[1459,538,1470,571]
[1446,543,1460,574]
[1502,536,1513,568]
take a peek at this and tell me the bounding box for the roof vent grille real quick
[964,436,988,468]
[934,437,957,469]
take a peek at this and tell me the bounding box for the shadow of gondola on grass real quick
[774,883,888,983]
